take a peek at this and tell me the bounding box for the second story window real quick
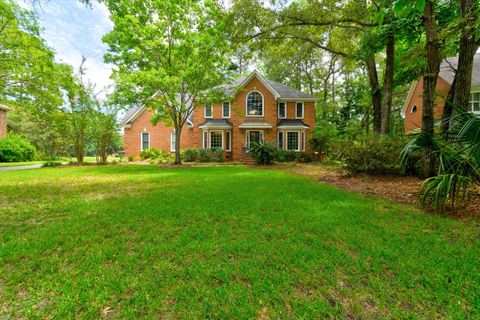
[278,102,286,118]
[470,92,480,113]
[222,102,230,118]
[295,102,304,119]
[246,91,263,116]
[205,104,213,118]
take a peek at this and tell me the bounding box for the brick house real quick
[121,70,317,161]
[403,54,480,132]
[0,104,9,138]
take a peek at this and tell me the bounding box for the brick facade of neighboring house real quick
[122,71,317,161]
[0,104,9,138]
[404,54,480,132]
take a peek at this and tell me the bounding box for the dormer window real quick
[278,102,286,118]
[204,104,213,118]
[246,91,263,117]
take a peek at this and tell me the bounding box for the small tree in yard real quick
[103,0,231,164]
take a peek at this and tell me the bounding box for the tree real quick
[103,0,231,164]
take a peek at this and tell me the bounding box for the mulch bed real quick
[289,164,480,218]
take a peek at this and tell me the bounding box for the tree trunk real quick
[174,125,182,165]
[422,0,442,176]
[366,55,382,135]
[442,0,479,135]
[381,32,395,135]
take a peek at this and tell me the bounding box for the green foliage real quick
[309,121,337,155]
[198,148,212,162]
[214,148,224,163]
[140,148,161,160]
[247,141,277,165]
[333,138,404,175]
[295,151,312,163]
[401,109,480,211]
[181,148,198,162]
[154,152,175,165]
[275,149,297,162]
[0,133,37,162]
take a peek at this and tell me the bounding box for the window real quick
[301,131,305,151]
[410,105,417,113]
[287,131,300,151]
[204,104,213,118]
[278,102,286,118]
[470,92,480,113]
[203,131,208,148]
[246,130,263,146]
[225,131,232,151]
[141,132,150,151]
[246,91,263,116]
[170,132,176,152]
[222,102,230,118]
[295,102,304,119]
[210,131,223,149]
[277,131,284,149]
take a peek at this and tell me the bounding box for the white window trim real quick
[222,102,231,118]
[170,132,176,152]
[470,91,480,114]
[286,130,300,151]
[209,130,224,149]
[225,131,232,152]
[295,102,304,119]
[202,130,208,149]
[278,102,287,119]
[410,104,418,114]
[245,130,264,146]
[246,90,264,117]
[277,131,284,149]
[140,132,150,151]
[204,104,213,118]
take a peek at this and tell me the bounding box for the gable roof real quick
[403,53,480,112]
[219,70,317,101]
[439,53,480,87]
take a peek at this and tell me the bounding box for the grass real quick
[0,156,118,168]
[1,165,479,318]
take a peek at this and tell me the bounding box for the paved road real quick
[0,164,44,172]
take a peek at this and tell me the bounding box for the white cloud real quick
[15,0,114,99]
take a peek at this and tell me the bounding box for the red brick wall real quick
[0,110,7,138]
[124,109,196,157]
[124,75,316,160]
[404,76,450,132]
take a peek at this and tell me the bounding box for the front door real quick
[246,130,263,147]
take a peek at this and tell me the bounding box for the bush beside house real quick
[0,133,37,162]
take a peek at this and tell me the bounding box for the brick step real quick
[243,156,256,164]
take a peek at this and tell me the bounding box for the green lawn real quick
[1,165,479,318]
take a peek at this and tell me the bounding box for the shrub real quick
[275,149,297,162]
[0,133,37,162]
[140,148,161,160]
[295,151,312,163]
[332,138,404,175]
[198,148,211,162]
[182,148,198,162]
[214,148,224,162]
[156,151,175,164]
[247,141,276,165]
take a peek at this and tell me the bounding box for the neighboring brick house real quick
[0,104,9,138]
[403,54,480,132]
[121,70,317,161]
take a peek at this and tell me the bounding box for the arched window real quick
[246,91,264,116]
[410,105,417,113]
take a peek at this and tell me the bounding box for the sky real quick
[17,0,114,98]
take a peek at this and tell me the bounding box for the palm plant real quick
[401,109,480,211]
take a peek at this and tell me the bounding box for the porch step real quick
[243,156,256,165]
